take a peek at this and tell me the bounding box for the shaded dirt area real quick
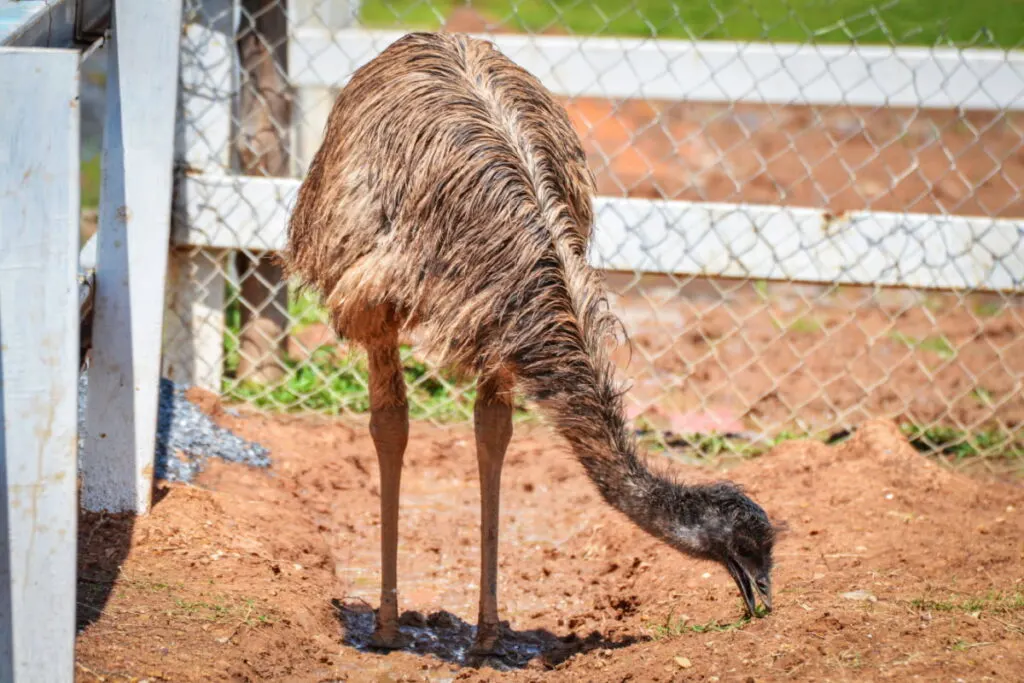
[76,398,1023,681]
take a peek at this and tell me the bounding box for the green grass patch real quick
[649,606,767,638]
[638,427,807,461]
[289,287,330,331]
[973,301,1005,318]
[972,387,995,407]
[224,344,486,421]
[778,316,823,334]
[888,331,956,360]
[360,0,1024,48]
[899,423,1024,461]
[909,591,1024,615]
[223,284,506,420]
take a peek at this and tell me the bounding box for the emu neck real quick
[575,442,709,557]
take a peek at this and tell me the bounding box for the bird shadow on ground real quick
[332,598,646,670]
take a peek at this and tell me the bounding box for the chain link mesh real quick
[172,0,1024,471]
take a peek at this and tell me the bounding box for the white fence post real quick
[0,46,80,683]
[82,0,184,513]
[163,0,235,392]
[291,0,360,174]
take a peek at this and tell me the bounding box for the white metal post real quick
[0,46,81,683]
[82,0,184,513]
[163,0,236,392]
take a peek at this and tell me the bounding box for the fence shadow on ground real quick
[76,511,134,633]
[75,487,170,633]
[332,598,645,669]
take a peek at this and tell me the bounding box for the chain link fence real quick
[171,0,1024,470]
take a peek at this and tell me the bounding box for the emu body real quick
[286,32,775,654]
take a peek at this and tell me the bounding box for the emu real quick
[285,32,775,654]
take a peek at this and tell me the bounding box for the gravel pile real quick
[77,373,271,483]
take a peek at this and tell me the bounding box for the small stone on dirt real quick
[674,656,692,669]
[840,589,877,602]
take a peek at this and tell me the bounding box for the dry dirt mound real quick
[76,405,1023,682]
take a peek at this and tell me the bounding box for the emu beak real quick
[726,557,758,617]
[756,576,772,613]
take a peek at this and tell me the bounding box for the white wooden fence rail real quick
[176,173,1024,292]
[291,29,1024,111]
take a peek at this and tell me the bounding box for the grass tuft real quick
[899,423,1024,462]
[909,591,1024,615]
[888,331,956,360]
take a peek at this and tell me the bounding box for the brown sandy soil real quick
[76,397,1024,682]
[563,98,1024,220]
[601,279,1024,439]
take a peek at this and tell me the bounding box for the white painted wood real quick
[0,0,77,47]
[589,198,1024,292]
[290,0,360,174]
[167,0,236,392]
[174,173,299,250]
[177,8,234,174]
[0,46,80,683]
[83,0,183,513]
[162,248,227,391]
[175,173,1024,292]
[290,29,1024,111]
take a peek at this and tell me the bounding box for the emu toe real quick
[468,621,505,657]
[369,625,411,650]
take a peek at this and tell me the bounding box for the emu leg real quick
[366,342,410,649]
[470,373,514,656]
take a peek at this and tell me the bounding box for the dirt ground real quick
[601,278,1024,442]
[564,98,1024,220]
[76,394,1023,682]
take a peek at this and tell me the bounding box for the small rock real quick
[674,656,692,669]
[840,589,877,602]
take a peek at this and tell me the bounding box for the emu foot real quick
[468,621,509,658]
[369,623,410,650]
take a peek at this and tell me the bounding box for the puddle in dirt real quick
[333,599,548,670]
[331,598,641,671]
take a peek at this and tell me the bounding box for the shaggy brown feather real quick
[286,32,776,622]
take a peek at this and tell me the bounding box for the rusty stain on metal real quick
[116,205,131,222]
[820,210,850,235]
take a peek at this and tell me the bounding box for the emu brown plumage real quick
[286,32,776,654]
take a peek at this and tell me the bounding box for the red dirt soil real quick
[76,396,1023,681]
